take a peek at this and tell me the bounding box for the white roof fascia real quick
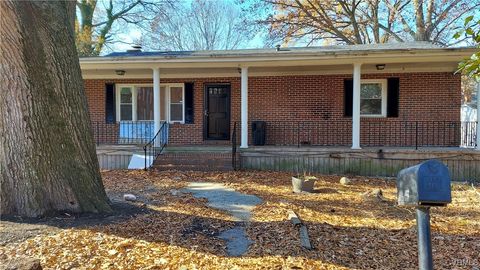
[79,48,477,70]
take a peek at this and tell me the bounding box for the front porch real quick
[92,111,479,181]
[93,119,478,149]
[81,45,480,153]
[82,44,480,178]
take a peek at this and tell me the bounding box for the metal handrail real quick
[143,121,168,170]
[231,122,238,170]
[248,120,477,149]
[91,120,154,145]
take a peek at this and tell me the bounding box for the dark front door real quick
[204,84,231,140]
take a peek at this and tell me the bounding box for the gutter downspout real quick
[476,80,480,150]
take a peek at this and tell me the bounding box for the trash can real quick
[252,121,266,146]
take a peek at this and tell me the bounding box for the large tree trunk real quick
[413,0,427,41]
[0,1,111,217]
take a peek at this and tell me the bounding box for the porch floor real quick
[164,145,232,153]
[96,144,478,155]
[96,144,144,155]
[243,145,479,153]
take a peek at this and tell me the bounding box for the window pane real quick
[170,87,183,103]
[137,87,153,120]
[160,86,167,121]
[120,87,132,103]
[361,83,381,99]
[170,104,183,121]
[120,104,132,120]
[361,99,382,115]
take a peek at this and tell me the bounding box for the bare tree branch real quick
[144,0,254,51]
[256,0,477,46]
[76,0,170,56]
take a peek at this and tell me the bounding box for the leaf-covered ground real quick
[1,170,479,269]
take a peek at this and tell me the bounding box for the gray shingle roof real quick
[103,42,442,58]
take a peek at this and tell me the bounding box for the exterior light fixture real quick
[115,70,126,76]
[376,64,386,70]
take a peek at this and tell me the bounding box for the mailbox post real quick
[397,160,452,270]
[416,207,433,270]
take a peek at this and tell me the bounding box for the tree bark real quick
[413,0,427,41]
[0,1,111,217]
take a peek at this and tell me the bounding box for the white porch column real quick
[153,68,161,137]
[240,67,249,148]
[352,63,362,149]
[476,81,480,150]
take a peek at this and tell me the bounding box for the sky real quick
[113,28,267,54]
[102,0,267,54]
[90,0,479,55]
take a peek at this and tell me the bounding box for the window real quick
[169,86,184,122]
[119,87,133,121]
[360,80,387,117]
[116,84,184,123]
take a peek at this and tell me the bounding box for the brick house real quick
[81,43,480,177]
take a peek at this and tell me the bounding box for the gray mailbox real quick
[397,159,451,207]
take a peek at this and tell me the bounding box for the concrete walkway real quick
[182,182,262,256]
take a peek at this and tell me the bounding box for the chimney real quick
[127,44,142,53]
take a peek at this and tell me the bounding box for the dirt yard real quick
[1,170,479,270]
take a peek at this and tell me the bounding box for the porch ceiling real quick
[81,61,460,79]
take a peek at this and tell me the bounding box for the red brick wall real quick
[84,72,461,146]
[85,77,240,145]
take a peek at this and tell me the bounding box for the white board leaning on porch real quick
[128,154,153,169]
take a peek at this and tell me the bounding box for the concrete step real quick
[153,152,235,171]
[154,164,233,171]
[164,145,231,153]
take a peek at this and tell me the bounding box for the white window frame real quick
[117,85,136,121]
[167,84,185,124]
[116,83,185,123]
[360,79,387,117]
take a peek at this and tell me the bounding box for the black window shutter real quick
[184,82,194,124]
[344,79,353,117]
[387,78,400,117]
[105,83,116,123]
